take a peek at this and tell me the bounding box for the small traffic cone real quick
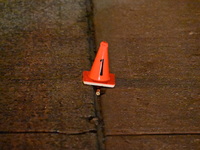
[82,41,115,88]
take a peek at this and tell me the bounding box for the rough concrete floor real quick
[93,0,200,149]
[0,0,97,149]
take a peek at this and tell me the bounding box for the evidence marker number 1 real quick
[100,59,104,76]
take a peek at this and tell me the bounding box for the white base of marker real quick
[83,81,115,88]
[82,71,115,88]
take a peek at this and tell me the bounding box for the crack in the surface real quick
[0,129,97,135]
[85,0,105,149]
[105,132,200,137]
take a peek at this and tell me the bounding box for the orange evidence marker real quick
[82,41,115,88]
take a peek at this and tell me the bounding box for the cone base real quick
[82,71,115,88]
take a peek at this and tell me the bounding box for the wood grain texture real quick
[93,0,200,148]
[105,135,200,150]
[0,0,96,149]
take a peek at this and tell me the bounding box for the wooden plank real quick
[93,0,200,135]
[102,87,200,135]
[0,133,96,150]
[105,135,200,150]
[0,0,95,143]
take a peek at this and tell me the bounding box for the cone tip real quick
[100,41,108,47]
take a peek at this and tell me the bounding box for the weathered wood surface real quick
[1,133,96,150]
[93,0,200,149]
[0,0,96,149]
[105,135,200,150]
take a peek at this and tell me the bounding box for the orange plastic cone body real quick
[89,41,110,82]
[82,41,115,88]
